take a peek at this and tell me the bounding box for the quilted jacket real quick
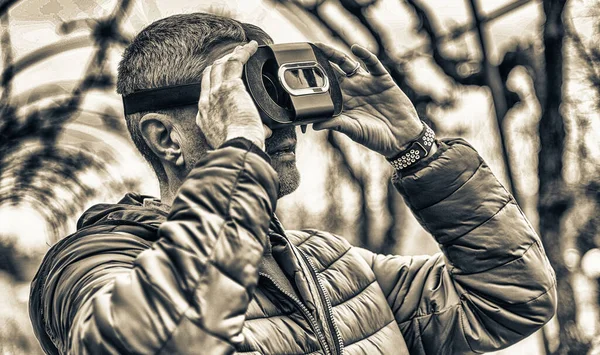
[29,137,557,354]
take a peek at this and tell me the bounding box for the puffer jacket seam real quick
[155,216,233,355]
[160,317,234,353]
[458,283,558,354]
[361,249,392,306]
[344,318,395,348]
[295,230,317,248]
[209,257,256,292]
[410,160,484,213]
[451,239,534,278]
[331,279,376,308]
[308,246,351,274]
[502,278,557,307]
[135,264,187,313]
[154,149,252,355]
[459,279,557,335]
[321,247,351,272]
[442,197,513,250]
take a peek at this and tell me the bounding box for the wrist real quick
[387,122,436,172]
[392,119,424,156]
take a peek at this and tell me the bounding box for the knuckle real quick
[214,55,231,65]
[210,79,243,95]
[198,100,209,109]
[222,78,244,88]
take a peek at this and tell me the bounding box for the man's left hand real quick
[313,43,423,159]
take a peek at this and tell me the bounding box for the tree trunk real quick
[538,1,589,354]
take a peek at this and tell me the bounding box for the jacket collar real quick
[81,193,286,256]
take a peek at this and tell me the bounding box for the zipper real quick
[297,250,345,355]
[259,272,332,355]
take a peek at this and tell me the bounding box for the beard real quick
[265,126,301,199]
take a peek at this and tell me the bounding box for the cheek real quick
[185,135,209,159]
[178,129,207,166]
[185,123,210,150]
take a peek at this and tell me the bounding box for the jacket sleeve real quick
[51,140,278,354]
[357,138,557,354]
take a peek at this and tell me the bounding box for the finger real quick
[330,63,347,81]
[223,41,258,79]
[199,65,212,107]
[210,59,225,87]
[237,40,259,63]
[351,44,388,76]
[212,44,244,85]
[263,124,272,139]
[312,116,345,131]
[313,116,363,143]
[314,42,361,75]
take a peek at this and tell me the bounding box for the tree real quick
[270,0,542,256]
[273,1,600,353]
[0,0,137,242]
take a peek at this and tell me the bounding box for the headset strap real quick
[122,82,201,115]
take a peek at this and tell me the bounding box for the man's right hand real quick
[196,40,271,150]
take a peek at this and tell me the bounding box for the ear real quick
[138,113,185,167]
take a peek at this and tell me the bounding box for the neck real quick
[159,183,177,207]
[158,168,184,206]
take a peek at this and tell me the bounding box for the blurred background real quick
[0,0,598,353]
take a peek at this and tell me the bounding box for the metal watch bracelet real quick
[387,122,436,171]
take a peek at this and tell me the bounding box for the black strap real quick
[122,82,201,115]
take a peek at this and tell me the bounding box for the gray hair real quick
[117,13,273,183]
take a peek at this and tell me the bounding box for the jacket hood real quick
[76,192,169,231]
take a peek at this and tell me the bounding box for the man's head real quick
[117,13,300,203]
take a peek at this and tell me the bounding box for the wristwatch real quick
[387,122,436,171]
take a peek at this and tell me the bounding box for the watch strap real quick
[387,122,436,171]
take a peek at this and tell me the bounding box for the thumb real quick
[313,115,364,144]
[263,124,272,139]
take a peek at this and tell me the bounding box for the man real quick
[29,13,556,355]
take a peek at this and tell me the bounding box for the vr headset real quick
[122,42,343,129]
